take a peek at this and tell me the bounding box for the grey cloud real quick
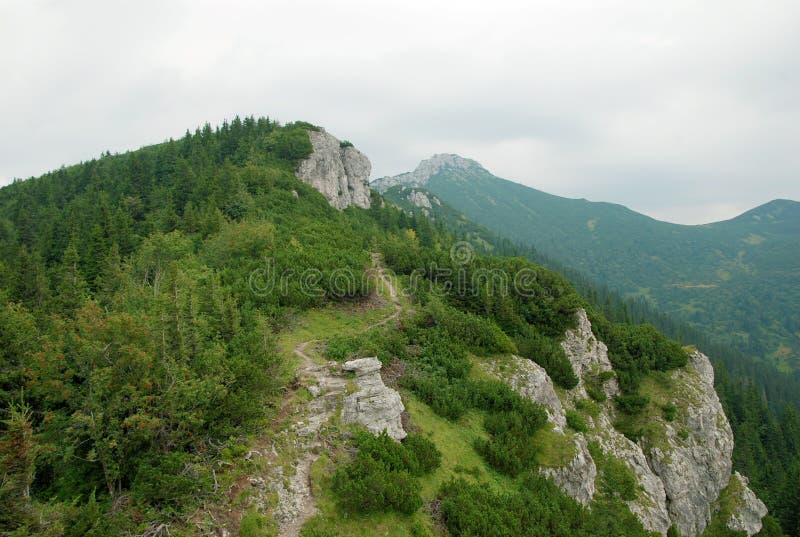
[1,0,798,224]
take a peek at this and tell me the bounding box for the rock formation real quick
[540,434,598,506]
[644,351,735,536]
[342,357,406,441]
[481,356,596,505]
[296,129,371,210]
[726,472,769,536]
[484,308,767,536]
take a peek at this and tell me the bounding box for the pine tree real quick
[55,237,88,315]
[0,403,38,528]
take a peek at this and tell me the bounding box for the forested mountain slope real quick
[373,156,800,372]
[382,183,800,535]
[0,119,795,536]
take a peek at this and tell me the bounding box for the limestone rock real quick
[541,434,597,506]
[408,189,434,209]
[645,352,735,537]
[726,472,768,536]
[590,412,673,535]
[561,309,619,399]
[296,129,371,210]
[559,309,762,536]
[342,358,406,440]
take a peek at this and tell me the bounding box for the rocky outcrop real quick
[342,358,406,441]
[644,351,735,536]
[296,129,371,210]
[482,356,595,505]
[408,189,435,209]
[564,310,764,537]
[540,434,597,506]
[485,308,766,536]
[561,309,620,399]
[726,472,768,536]
[371,153,484,192]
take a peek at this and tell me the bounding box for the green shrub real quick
[418,298,517,355]
[332,455,422,515]
[667,525,683,537]
[615,394,649,415]
[406,375,470,420]
[566,409,588,432]
[439,473,653,537]
[661,402,677,422]
[473,384,547,476]
[239,507,273,537]
[574,398,601,418]
[475,435,538,477]
[589,442,639,501]
[412,328,471,379]
[599,370,616,382]
[516,328,578,389]
[586,384,607,402]
[131,452,206,506]
[325,334,361,361]
[403,433,442,476]
[591,317,688,393]
[331,431,435,515]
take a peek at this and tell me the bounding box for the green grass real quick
[532,425,578,468]
[278,302,395,354]
[403,394,508,498]
[613,367,701,450]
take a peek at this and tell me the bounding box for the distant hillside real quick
[373,156,800,372]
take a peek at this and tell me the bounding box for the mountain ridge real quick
[0,119,795,536]
[374,155,800,372]
[373,154,798,227]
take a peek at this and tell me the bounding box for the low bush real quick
[332,455,422,515]
[566,409,588,433]
[590,316,688,393]
[416,298,517,355]
[331,431,440,515]
[615,394,649,415]
[516,327,578,389]
[588,442,639,501]
[586,384,607,403]
[403,433,442,476]
[439,472,653,537]
[661,402,677,422]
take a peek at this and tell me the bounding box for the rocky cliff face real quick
[484,308,767,536]
[296,129,372,210]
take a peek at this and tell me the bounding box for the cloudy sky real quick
[2,0,798,224]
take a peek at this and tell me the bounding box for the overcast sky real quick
[2,1,798,224]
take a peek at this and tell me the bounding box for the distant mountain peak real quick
[371,153,486,192]
[728,198,800,224]
[419,153,484,171]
